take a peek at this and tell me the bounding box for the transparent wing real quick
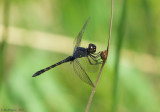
[73,17,90,53]
[77,56,100,73]
[85,52,103,72]
[73,59,94,87]
[86,56,100,72]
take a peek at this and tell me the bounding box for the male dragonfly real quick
[32,18,102,87]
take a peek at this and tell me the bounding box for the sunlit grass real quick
[0,0,160,112]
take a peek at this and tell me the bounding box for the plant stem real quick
[85,62,105,112]
[0,0,10,88]
[85,0,113,111]
[111,0,127,112]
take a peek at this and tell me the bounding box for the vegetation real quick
[0,0,160,112]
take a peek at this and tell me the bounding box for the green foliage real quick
[0,0,160,112]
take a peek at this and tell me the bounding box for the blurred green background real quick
[0,0,160,112]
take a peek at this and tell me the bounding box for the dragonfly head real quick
[88,43,96,54]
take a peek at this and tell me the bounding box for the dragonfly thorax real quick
[87,43,96,54]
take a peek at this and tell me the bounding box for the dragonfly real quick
[32,18,102,87]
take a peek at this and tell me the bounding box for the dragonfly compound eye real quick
[88,43,96,53]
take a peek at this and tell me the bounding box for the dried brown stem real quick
[85,0,113,111]
[85,63,105,112]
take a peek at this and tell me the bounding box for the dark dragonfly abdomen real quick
[32,56,74,77]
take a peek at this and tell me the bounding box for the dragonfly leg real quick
[92,51,101,56]
[87,57,98,65]
[89,55,99,62]
[87,57,102,65]
[90,54,97,58]
[90,53,101,58]
[89,54,101,60]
